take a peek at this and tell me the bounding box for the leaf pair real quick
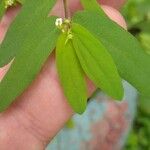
[56,23,123,114]
[56,33,87,114]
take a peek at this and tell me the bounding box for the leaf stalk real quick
[63,0,70,19]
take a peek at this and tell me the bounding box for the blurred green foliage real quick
[125,97,150,150]
[123,0,150,149]
[123,0,150,54]
[123,0,150,25]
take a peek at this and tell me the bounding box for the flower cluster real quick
[55,18,73,44]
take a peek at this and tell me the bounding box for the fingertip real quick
[102,5,127,30]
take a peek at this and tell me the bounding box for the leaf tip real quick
[113,85,124,101]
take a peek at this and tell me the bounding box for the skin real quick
[0,0,126,149]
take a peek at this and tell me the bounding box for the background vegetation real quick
[122,0,150,149]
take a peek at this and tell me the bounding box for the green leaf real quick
[72,23,123,100]
[0,0,60,112]
[0,0,6,19]
[73,10,150,98]
[0,17,59,112]
[56,33,87,114]
[0,0,57,67]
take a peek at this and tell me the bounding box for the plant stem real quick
[63,0,69,19]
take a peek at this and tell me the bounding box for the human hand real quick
[0,0,127,149]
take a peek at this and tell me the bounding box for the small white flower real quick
[55,18,63,27]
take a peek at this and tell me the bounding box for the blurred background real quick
[122,0,150,149]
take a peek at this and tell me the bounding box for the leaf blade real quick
[0,0,57,67]
[56,33,88,114]
[72,23,124,100]
[0,17,59,112]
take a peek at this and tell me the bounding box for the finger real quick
[102,5,127,29]
[0,5,21,43]
[99,0,126,10]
